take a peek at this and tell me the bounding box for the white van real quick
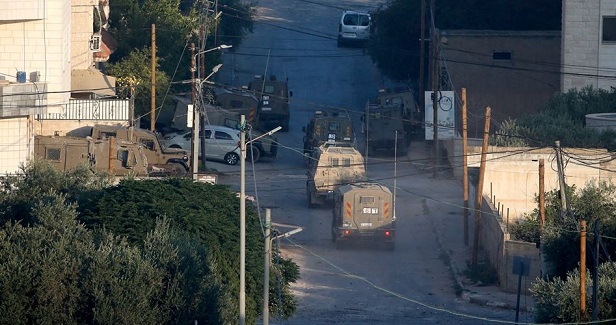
[337,10,371,47]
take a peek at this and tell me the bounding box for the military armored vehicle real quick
[306,142,366,208]
[247,75,292,132]
[211,87,260,126]
[302,110,355,164]
[89,124,190,175]
[34,135,151,177]
[363,102,408,156]
[376,88,422,137]
[331,182,395,250]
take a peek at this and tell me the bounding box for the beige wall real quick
[0,0,71,110]
[445,139,616,222]
[479,195,541,294]
[71,0,97,70]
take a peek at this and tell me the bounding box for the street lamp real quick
[193,44,233,60]
[239,115,281,325]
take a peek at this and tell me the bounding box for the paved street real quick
[211,0,537,324]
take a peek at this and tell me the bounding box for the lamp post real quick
[239,115,281,325]
[190,44,232,180]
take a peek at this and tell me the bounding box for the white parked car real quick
[337,10,371,47]
[162,125,247,165]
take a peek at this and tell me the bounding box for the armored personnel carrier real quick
[363,102,408,156]
[247,75,292,131]
[302,110,355,164]
[306,142,366,208]
[331,182,396,250]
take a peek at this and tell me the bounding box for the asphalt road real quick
[211,1,528,324]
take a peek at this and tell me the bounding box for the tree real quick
[76,178,299,323]
[0,161,299,323]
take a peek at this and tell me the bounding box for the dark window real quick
[360,196,375,204]
[331,158,339,166]
[328,122,340,132]
[46,148,61,161]
[264,85,275,94]
[140,139,155,150]
[215,131,233,140]
[100,131,116,139]
[603,17,616,42]
[343,158,351,167]
[493,51,512,61]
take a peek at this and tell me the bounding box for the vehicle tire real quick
[282,118,290,132]
[224,152,240,165]
[168,163,187,177]
[170,144,182,149]
[307,189,315,208]
[246,145,261,163]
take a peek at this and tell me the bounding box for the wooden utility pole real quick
[462,88,469,245]
[151,24,156,131]
[472,106,491,266]
[592,219,600,322]
[580,220,587,322]
[418,0,426,111]
[539,159,545,229]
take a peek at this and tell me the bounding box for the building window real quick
[603,17,616,42]
[493,51,512,61]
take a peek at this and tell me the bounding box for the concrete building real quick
[436,30,561,138]
[562,0,616,91]
[0,0,128,175]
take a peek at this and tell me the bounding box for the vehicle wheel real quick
[307,190,315,208]
[246,145,261,163]
[170,144,182,149]
[168,163,187,177]
[224,152,240,165]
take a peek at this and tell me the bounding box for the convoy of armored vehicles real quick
[247,75,292,132]
[302,110,355,163]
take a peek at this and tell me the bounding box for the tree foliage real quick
[488,86,616,150]
[368,0,561,82]
[0,161,299,323]
[533,263,616,323]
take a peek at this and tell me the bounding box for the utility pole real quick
[462,87,468,245]
[240,114,246,325]
[555,140,570,219]
[129,83,135,127]
[151,24,156,131]
[592,219,599,322]
[472,106,490,266]
[263,208,271,325]
[580,220,587,322]
[430,0,439,178]
[199,13,207,172]
[190,43,200,180]
[418,0,426,111]
[539,159,545,229]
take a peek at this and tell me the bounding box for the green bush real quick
[533,263,616,323]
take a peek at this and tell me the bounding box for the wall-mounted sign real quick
[425,91,455,140]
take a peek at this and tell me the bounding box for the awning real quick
[71,66,116,97]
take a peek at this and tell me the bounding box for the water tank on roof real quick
[585,113,616,132]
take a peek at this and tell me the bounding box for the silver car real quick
[337,10,371,47]
[161,125,242,165]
